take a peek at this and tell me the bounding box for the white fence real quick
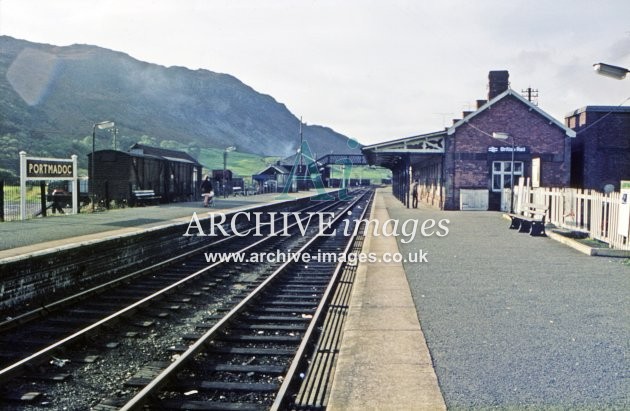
[513,185,630,250]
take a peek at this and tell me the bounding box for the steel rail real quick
[0,217,231,334]
[271,189,373,410]
[0,198,344,382]
[0,200,326,332]
[119,191,368,410]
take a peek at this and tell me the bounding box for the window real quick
[492,161,523,192]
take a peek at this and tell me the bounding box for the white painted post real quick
[19,151,27,221]
[71,154,78,215]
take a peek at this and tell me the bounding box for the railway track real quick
[0,189,373,410]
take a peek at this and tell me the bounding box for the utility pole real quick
[522,87,539,106]
[299,117,304,190]
[111,127,119,150]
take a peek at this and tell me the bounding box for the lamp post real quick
[593,62,629,80]
[492,132,515,213]
[298,117,304,191]
[223,146,236,198]
[110,127,119,150]
[91,120,115,211]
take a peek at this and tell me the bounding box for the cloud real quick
[2,0,630,144]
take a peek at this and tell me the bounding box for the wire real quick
[463,120,494,138]
[459,95,630,137]
[574,96,630,135]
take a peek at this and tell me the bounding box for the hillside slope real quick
[0,36,359,174]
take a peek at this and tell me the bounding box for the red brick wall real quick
[443,94,571,209]
[567,109,630,190]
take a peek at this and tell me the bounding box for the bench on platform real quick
[131,189,161,206]
[507,202,548,236]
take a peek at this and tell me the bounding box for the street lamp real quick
[492,132,515,213]
[91,120,115,210]
[593,62,629,80]
[223,146,236,198]
[110,127,119,150]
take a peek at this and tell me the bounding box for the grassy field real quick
[197,148,391,184]
[197,148,282,179]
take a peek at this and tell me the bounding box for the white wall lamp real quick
[593,62,629,80]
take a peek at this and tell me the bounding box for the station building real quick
[363,71,576,210]
[565,106,630,191]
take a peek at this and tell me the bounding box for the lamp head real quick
[96,120,115,130]
[593,62,629,80]
[492,132,511,140]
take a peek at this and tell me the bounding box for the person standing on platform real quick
[412,179,419,208]
[200,175,214,207]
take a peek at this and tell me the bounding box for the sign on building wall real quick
[531,157,541,188]
[618,180,630,237]
[487,146,528,153]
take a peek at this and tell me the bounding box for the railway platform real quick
[0,190,329,262]
[327,190,446,410]
[1,187,627,409]
[328,189,629,410]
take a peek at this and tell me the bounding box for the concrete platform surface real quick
[0,190,330,262]
[382,191,629,409]
[327,189,446,410]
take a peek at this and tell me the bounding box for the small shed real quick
[252,164,294,193]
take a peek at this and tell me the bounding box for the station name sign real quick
[19,151,79,220]
[26,159,74,178]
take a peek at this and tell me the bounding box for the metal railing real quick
[1,180,80,222]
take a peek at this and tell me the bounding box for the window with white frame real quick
[492,161,523,192]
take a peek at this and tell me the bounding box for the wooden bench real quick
[131,189,161,206]
[507,202,548,236]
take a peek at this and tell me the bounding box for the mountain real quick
[0,35,360,176]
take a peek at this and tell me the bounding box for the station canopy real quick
[362,130,446,169]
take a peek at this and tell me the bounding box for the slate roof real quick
[129,143,202,165]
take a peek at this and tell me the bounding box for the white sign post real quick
[19,151,79,220]
[618,180,630,237]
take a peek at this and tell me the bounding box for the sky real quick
[0,0,629,146]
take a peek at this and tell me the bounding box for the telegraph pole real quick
[522,87,539,106]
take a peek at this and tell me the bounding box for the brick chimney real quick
[488,70,509,100]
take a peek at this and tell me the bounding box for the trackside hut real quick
[252,164,292,193]
[363,71,576,210]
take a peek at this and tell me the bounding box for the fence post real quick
[75,178,81,213]
[0,180,4,222]
[40,181,47,217]
[105,180,110,210]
